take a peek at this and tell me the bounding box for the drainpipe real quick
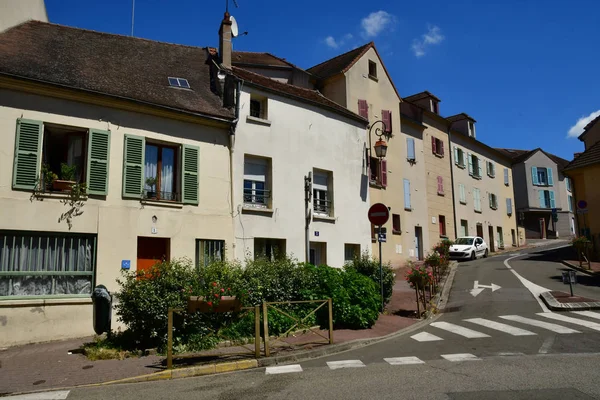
[447,123,458,239]
[228,78,242,257]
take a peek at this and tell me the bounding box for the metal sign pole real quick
[378,225,384,313]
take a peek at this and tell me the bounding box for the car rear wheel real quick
[471,251,476,260]
[483,249,489,258]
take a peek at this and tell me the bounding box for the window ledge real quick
[368,75,378,82]
[459,201,467,205]
[392,230,401,235]
[407,158,417,163]
[242,206,274,214]
[456,164,466,169]
[246,115,272,126]
[470,175,482,180]
[405,207,412,212]
[438,192,445,196]
[434,153,444,159]
[369,182,385,189]
[140,199,183,209]
[35,192,89,201]
[475,210,482,214]
[313,214,336,223]
[0,297,92,307]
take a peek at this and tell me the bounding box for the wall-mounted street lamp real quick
[368,120,388,160]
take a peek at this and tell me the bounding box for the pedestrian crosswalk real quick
[410,311,600,341]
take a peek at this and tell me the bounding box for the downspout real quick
[447,123,458,239]
[228,77,242,257]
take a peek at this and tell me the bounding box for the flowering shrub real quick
[405,263,433,289]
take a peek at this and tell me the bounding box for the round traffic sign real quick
[577,200,588,210]
[368,203,389,226]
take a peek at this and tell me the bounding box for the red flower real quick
[214,293,219,298]
[207,301,213,307]
[227,288,231,291]
[220,288,225,292]
[212,282,217,287]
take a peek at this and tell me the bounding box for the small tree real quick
[572,236,592,269]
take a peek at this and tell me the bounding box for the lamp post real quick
[367,120,388,313]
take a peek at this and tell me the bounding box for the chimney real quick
[219,12,232,69]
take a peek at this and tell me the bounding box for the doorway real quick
[137,237,170,273]
[511,229,517,246]
[538,218,546,239]
[476,223,484,238]
[488,226,495,252]
[309,242,327,265]
[414,227,423,261]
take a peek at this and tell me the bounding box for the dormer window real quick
[168,77,190,89]
[432,100,439,114]
[368,60,377,80]
[468,121,476,138]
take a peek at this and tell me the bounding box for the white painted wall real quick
[0,0,48,32]
[233,88,371,267]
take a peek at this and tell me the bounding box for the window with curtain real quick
[0,231,96,298]
[244,156,270,207]
[144,143,177,201]
[313,169,332,216]
[195,239,225,269]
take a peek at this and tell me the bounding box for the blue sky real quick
[46,0,600,161]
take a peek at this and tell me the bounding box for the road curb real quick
[540,291,600,311]
[560,260,599,276]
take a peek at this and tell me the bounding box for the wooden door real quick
[137,237,170,273]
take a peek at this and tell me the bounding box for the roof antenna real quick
[226,0,239,13]
[131,0,135,36]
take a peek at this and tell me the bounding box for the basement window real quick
[168,77,191,89]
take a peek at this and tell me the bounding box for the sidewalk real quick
[0,266,426,395]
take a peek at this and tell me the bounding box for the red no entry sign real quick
[368,203,389,226]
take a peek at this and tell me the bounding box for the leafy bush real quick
[345,251,394,306]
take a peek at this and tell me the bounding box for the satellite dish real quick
[230,15,239,37]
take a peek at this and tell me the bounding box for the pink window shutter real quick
[358,99,368,119]
[438,176,444,194]
[383,110,392,133]
[380,160,388,187]
[431,136,437,154]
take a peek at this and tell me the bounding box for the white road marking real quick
[265,364,303,374]
[430,321,490,338]
[410,332,444,342]
[441,353,481,362]
[538,336,555,354]
[572,311,600,320]
[538,313,600,331]
[495,352,525,357]
[464,318,537,336]
[504,255,551,313]
[4,391,70,400]
[499,315,580,334]
[384,356,425,365]
[326,360,365,370]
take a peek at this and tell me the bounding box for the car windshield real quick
[455,237,474,245]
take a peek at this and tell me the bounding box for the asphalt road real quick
[39,243,600,400]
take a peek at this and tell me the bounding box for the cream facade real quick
[0,0,47,32]
[450,117,518,251]
[0,86,233,346]
[315,45,429,267]
[232,86,371,266]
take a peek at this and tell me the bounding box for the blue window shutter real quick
[468,153,473,175]
[504,168,509,185]
[507,198,512,215]
[539,191,546,208]
[549,191,556,208]
[407,138,415,160]
[547,168,554,186]
[403,179,411,209]
[532,167,539,185]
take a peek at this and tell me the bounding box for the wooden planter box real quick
[187,296,242,314]
[52,180,76,192]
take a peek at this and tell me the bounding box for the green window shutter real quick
[122,134,145,198]
[86,129,111,195]
[182,145,199,205]
[12,119,43,190]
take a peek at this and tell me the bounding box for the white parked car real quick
[449,236,489,260]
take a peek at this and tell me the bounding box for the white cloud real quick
[411,25,444,58]
[323,33,353,49]
[324,36,339,48]
[361,11,394,38]
[567,110,600,138]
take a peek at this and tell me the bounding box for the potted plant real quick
[52,163,77,192]
[41,164,58,191]
[145,177,157,199]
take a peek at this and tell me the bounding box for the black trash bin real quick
[92,284,112,335]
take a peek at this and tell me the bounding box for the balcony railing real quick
[143,190,180,202]
[313,198,332,215]
[244,188,271,206]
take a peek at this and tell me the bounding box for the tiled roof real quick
[564,140,600,171]
[447,113,476,123]
[496,148,571,170]
[233,51,296,68]
[307,43,372,79]
[0,21,234,120]
[580,114,600,140]
[404,91,441,102]
[232,66,366,124]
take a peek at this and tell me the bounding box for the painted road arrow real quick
[470,280,502,297]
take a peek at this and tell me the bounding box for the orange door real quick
[137,237,170,273]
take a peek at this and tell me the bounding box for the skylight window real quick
[168,77,190,89]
